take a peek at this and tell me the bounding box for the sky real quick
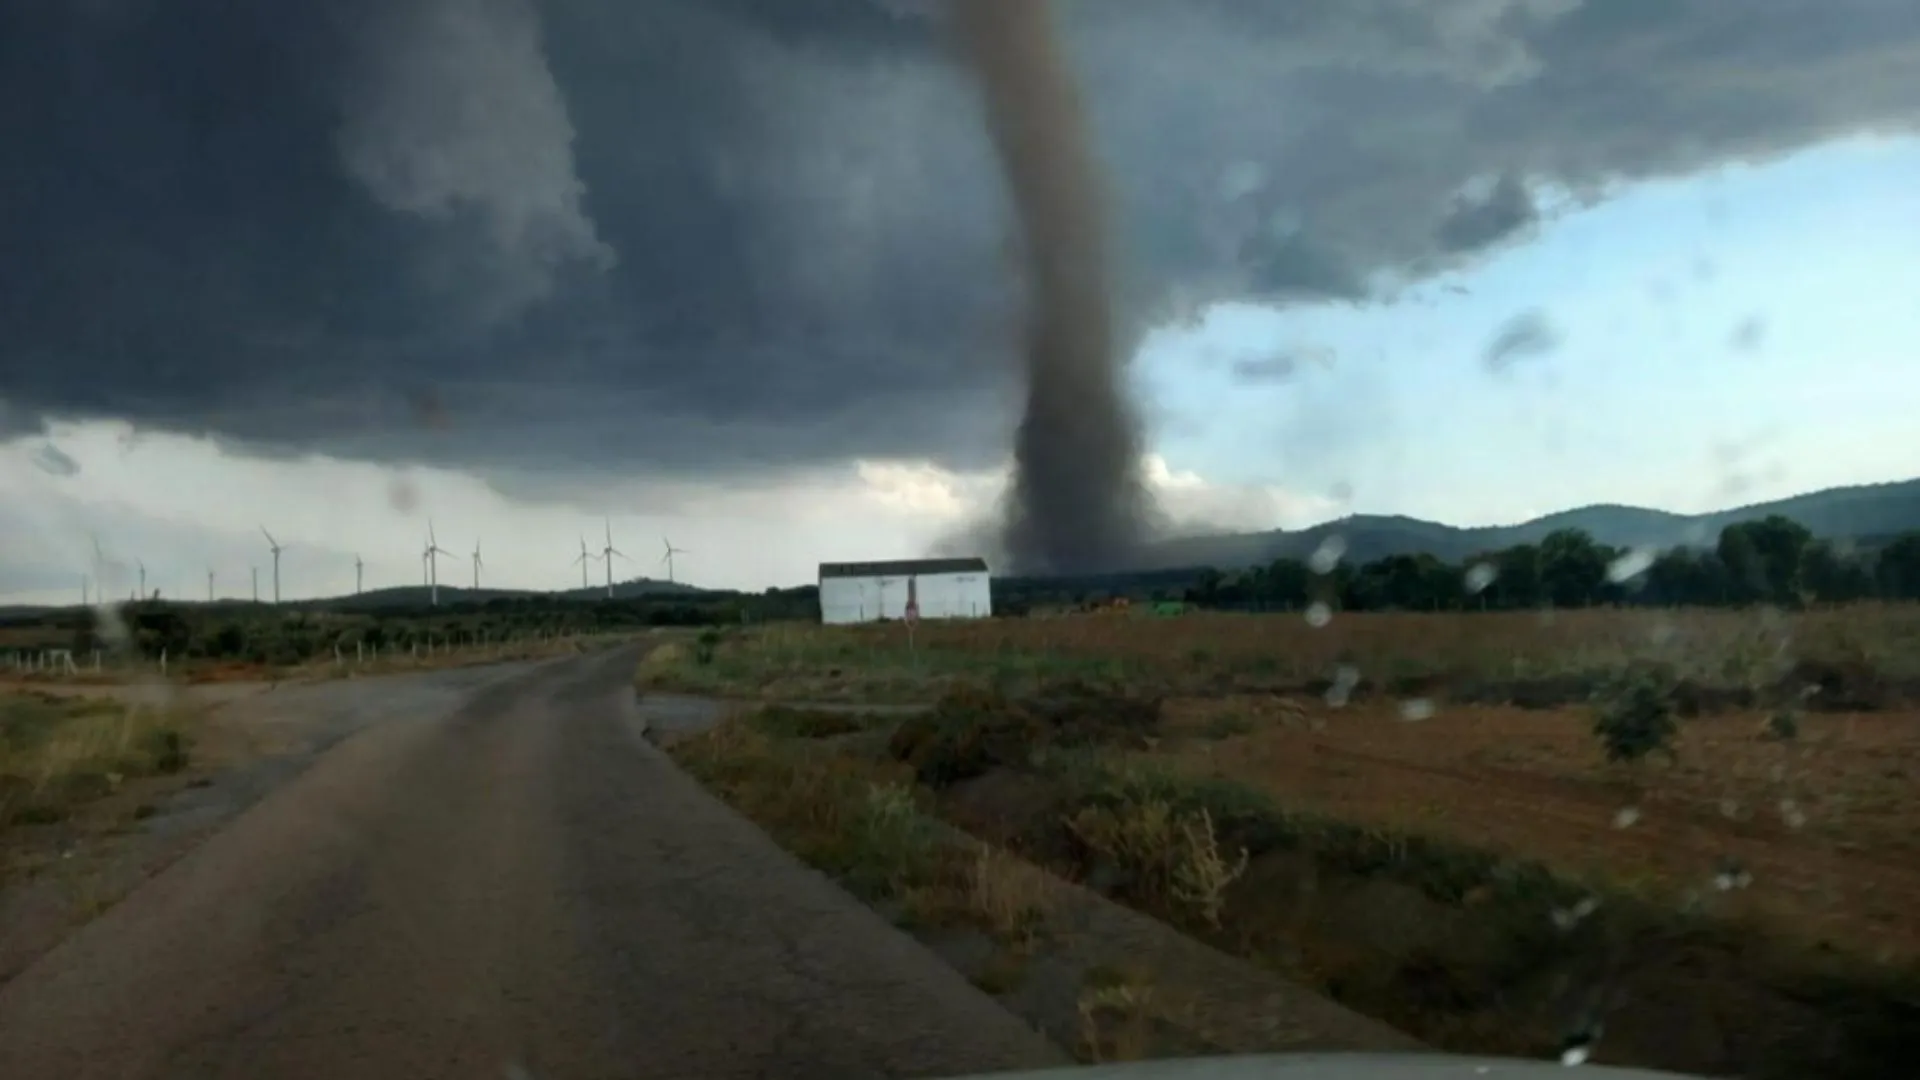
[2,0,1918,603]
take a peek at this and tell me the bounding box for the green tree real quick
[1487,544,1543,608]
[1796,540,1874,604]
[1717,516,1812,604]
[1261,558,1313,609]
[1645,548,1729,606]
[1538,529,1608,607]
[1876,534,1920,600]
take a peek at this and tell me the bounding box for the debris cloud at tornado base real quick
[951,0,1151,576]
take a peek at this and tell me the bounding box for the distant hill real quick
[311,577,710,611]
[7,480,1919,618]
[1144,477,1920,571]
[0,577,713,621]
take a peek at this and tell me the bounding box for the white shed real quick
[816,557,993,626]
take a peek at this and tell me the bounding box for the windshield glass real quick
[1,2,1915,1079]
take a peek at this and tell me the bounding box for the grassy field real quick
[638,605,1920,708]
[647,606,1920,1077]
[0,689,208,898]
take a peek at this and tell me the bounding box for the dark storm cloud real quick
[1435,174,1541,254]
[1232,355,1304,384]
[3,0,1919,480]
[1484,309,1565,372]
[1230,345,1338,386]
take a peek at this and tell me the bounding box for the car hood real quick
[945,1053,1705,1080]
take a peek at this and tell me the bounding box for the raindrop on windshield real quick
[1325,664,1360,707]
[1606,548,1657,584]
[1309,535,1348,575]
[1464,563,1498,594]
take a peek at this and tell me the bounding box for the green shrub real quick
[1592,667,1679,763]
[693,627,724,666]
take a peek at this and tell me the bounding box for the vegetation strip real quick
[660,708,1418,1062]
[647,628,1920,1079]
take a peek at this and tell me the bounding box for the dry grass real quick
[298,631,625,681]
[3,632,643,692]
[0,690,197,833]
[670,708,1063,949]
[964,843,1057,947]
[669,714,955,904]
[1066,801,1249,928]
[1077,966,1159,1064]
[637,604,1920,705]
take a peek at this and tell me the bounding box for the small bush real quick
[746,705,866,740]
[1592,668,1679,764]
[1066,798,1249,926]
[670,719,947,902]
[692,627,725,666]
[145,728,191,774]
[1764,708,1800,742]
[888,681,1162,788]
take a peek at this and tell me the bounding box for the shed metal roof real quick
[818,557,989,580]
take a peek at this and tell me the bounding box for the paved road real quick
[0,646,1065,1079]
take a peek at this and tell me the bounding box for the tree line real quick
[1179,517,1920,612]
[20,592,812,666]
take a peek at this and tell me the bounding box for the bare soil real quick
[1158,695,1920,963]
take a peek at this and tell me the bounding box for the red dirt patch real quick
[1160,694,1920,962]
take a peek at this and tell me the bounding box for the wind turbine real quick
[89,535,107,606]
[80,573,89,607]
[471,539,484,590]
[207,567,215,603]
[423,521,452,606]
[87,534,134,607]
[260,527,285,605]
[354,554,364,596]
[661,537,690,585]
[252,566,260,603]
[136,559,147,601]
[599,519,626,599]
[572,536,599,590]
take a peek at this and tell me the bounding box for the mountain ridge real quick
[1144,477,1920,571]
[5,479,1917,618]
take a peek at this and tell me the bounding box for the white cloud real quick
[0,422,1332,604]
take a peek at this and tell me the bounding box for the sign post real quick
[904,575,920,664]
